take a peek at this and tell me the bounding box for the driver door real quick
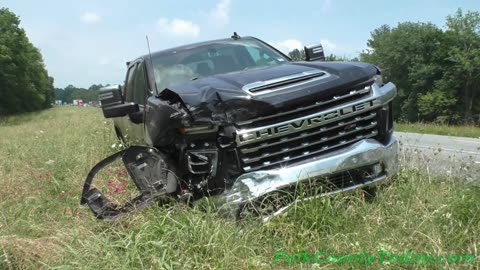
[119,61,148,145]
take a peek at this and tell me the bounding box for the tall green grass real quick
[1,108,479,269]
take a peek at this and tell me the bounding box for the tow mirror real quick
[99,85,139,118]
[304,44,325,61]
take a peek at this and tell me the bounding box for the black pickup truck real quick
[81,34,398,221]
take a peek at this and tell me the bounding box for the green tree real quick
[417,90,456,122]
[0,8,54,115]
[325,54,338,61]
[361,9,480,124]
[361,23,449,122]
[443,9,480,123]
[288,48,305,61]
[325,54,355,62]
[54,84,106,104]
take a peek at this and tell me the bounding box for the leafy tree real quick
[325,54,355,62]
[360,22,446,122]
[54,84,107,104]
[360,10,480,124]
[443,9,480,122]
[288,48,305,61]
[0,8,54,115]
[417,90,456,122]
[325,54,339,61]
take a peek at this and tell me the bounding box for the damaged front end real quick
[83,63,399,221]
[83,32,401,221]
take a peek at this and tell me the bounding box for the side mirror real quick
[99,85,139,118]
[304,44,325,61]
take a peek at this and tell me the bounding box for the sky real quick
[1,0,479,88]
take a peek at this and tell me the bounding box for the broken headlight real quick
[186,150,218,176]
[374,74,383,86]
[177,125,218,135]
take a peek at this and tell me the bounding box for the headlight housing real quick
[373,65,383,86]
[177,125,217,134]
[374,74,383,86]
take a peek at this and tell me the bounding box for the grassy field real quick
[396,122,480,139]
[1,107,479,269]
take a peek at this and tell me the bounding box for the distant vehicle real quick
[81,34,398,221]
[72,99,84,106]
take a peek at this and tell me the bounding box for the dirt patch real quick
[0,236,63,269]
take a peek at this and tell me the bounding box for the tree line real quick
[54,84,108,104]
[2,7,479,124]
[290,9,480,124]
[0,8,108,112]
[0,8,54,115]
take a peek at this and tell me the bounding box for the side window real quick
[133,63,147,105]
[124,64,137,103]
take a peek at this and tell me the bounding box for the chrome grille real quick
[238,111,379,171]
[236,85,380,172]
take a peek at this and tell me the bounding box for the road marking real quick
[453,138,480,144]
[402,144,480,155]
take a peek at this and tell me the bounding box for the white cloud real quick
[209,0,232,26]
[80,12,102,24]
[320,39,337,52]
[157,18,200,38]
[271,39,304,53]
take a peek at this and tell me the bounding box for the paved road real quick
[396,131,480,181]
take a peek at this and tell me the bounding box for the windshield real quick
[151,39,289,91]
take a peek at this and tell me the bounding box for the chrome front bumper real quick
[213,135,398,220]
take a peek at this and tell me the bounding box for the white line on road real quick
[453,138,480,144]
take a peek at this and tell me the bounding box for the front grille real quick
[236,85,380,172]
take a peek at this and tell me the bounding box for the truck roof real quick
[129,36,287,66]
[147,36,257,59]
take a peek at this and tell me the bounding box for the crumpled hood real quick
[160,61,379,123]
